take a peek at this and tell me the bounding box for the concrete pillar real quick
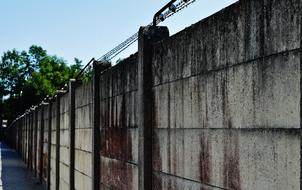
[137,26,169,190]
[22,116,24,160]
[47,102,53,190]
[34,107,38,177]
[92,60,110,190]
[28,111,31,168]
[39,104,45,183]
[69,79,81,190]
[30,110,33,170]
[21,117,24,160]
[55,93,63,190]
[28,111,31,169]
[31,109,35,171]
[25,113,28,164]
[16,119,18,153]
[29,111,33,169]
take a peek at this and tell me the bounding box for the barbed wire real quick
[97,0,197,62]
[10,0,198,125]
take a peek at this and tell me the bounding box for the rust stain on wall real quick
[43,153,48,181]
[101,94,134,162]
[199,132,211,184]
[223,131,241,190]
[101,158,134,190]
[152,173,163,190]
[152,131,162,171]
[101,127,133,162]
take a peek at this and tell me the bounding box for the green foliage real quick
[0,49,36,97]
[0,45,84,122]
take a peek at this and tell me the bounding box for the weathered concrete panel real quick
[101,156,138,190]
[49,101,57,188]
[59,129,69,147]
[36,108,42,176]
[100,91,138,129]
[50,145,56,190]
[75,170,92,190]
[59,162,70,189]
[75,105,92,129]
[153,172,220,190]
[60,112,70,130]
[75,128,92,152]
[59,178,69,190]
[100,128,138,163]
[152,0,301,85]
[153,129,300,190]
[99,53,138,100]
[75,81,93,108]
[263,0,301,55]
[153,50,300,129]
[75,149,92,177]
[60,93,69,114]
[60,146,70,165]
[51,102,57,130]
[51,131,57,145]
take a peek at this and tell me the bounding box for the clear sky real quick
[0,0,237,65]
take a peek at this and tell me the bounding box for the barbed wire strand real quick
[11,0,197,125]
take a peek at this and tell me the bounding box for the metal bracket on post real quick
[153,0,177,26]
[69,79,82,190]
[138,26,169,190]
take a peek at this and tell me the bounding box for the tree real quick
[0,45,83,122]
[0,49,36,97]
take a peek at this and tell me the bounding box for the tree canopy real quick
[0,45,84,122]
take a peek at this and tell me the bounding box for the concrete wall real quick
[99,54,138,189]
[59,93,70,190]
[43,105,49,182]
[151,0,301,189]
[6,0,302,189]
[36,107,42,178]
[74,81,93,190]
[50,101,57,190]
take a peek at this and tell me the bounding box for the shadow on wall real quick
[0,143,44,190]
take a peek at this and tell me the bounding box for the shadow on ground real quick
[0,143,45,190]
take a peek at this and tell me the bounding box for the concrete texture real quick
[74,81,93,190]
[0,143,44,190]
[150,0,301,188]
[99,54,139,190]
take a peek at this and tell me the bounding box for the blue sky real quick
[0,0,237,65]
